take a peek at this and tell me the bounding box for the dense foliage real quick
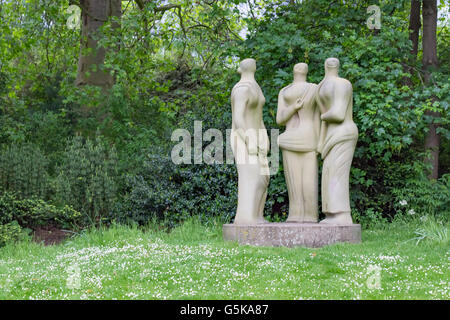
[0,144,49,199]
[54,135,118,226]
[0,0,448,242]
[0,192,82,246]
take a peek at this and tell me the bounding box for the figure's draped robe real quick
[316,79,358,214]
[230,82,269,223]
[278,83,320,222]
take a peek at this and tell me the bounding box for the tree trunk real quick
[403,0,421,86]
[409,0,421,57]
[76,0,121,89]
[422,0,439,179]
[422,0,438,73]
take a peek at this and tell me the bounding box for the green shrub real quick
[0,192,82,230]
[353,207,388,229]
[25,111,72,170]
[13,198,83,229]
[0,221,29,247]
[0,143,49,199]
[113,151,237,228]
[0,191,15,224]
[392,173,450,220]
[54,135,118,226]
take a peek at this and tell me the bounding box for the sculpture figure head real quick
[237,58,256,75]
[293,63,308,82]
[293,63,308,75]
[324,58,340,76]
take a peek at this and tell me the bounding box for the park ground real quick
[0,219,448,300]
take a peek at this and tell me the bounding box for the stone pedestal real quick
[223,223,361,248]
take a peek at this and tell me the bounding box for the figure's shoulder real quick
[232,81,254,90]
[232,81,256,97]
[336,77,352,89]
[278,84,291,94]
[307,82,319,92]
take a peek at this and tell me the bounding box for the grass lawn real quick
[0,219,448,300]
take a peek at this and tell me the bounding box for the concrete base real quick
[223,222,361,248]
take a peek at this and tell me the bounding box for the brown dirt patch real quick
[33,226,71,245]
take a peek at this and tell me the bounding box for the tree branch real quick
[154,4,181,12]
[134,1,181,13]
[134,0,145,10]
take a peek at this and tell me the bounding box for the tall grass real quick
[411,216,449,245]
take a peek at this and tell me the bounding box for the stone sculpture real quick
[230,58,270,225]
[224,58,362,247]
[316,58,358,224]
[276,63,320,223]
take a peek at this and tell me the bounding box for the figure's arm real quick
[232,86,258,155]
[312,84,326,155]
[258,121,270,155]
[312,98,321,147]
[321,80,352,123]
[232,86,249,133]
[276,90,302,125]
[258,120,270,156]
[315,88,327,115]
[317,121,326,155]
